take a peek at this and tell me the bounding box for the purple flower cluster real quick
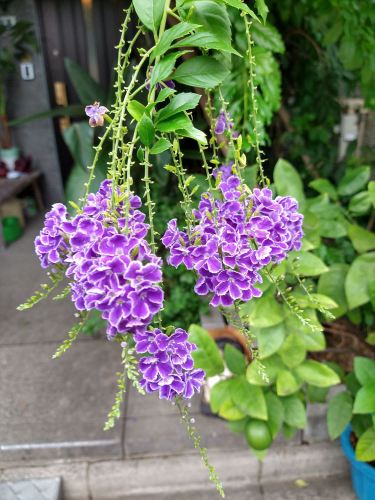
[35,180,164,339]
[215,110,238,138]
[162,166,303,308]
[135,328,205,400]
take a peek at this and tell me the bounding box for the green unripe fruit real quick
[245,419,272,450]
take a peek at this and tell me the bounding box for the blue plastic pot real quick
[340,426,375,500]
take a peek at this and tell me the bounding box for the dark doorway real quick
[35,0,131,183]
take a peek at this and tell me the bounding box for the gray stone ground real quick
[0,218,357,499]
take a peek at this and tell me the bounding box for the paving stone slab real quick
[0,341,124,462]
[0,463,88,500]
[261,476,355,499]
[0,477,61,500]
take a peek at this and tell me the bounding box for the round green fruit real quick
[245,419,272,451]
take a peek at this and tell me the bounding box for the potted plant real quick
[0,5,37,172]
[324,356,375,499]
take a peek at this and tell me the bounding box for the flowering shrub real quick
[18,0,312,495]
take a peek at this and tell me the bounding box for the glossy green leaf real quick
[149,138,172,155]
[349,191,373,216]
[63,122,94,167]
[246,355,285,386]
[278,334,306,369]
[174,31,240,55]
[353,383,375,414]
[284,310,325,351]
[155,87,176,104]
[185,0,231,43]
[353,357,375,386]
[256,323,285,359]
[152,22,199,59]
[219,398,247,421]
[276,370,301,396]
[232,376,268,420]
[289,251,328,276]
[255,0,269,23]
[274,159,305,208]
[151,51,186,88]
[217,0,260,21]
[345,253,375,309]
[291,293,338,311]
[309,178,338,200]
[356,428,375,462]
[327,391,353,439]
[348,224,375,254]
[224,344,246,375]
[307,385,329,403]
[365,332,375,346]
[132,0,165,32]
[295,360,340,387]
[65,164,105,205]
[176,124,207,144]
[252,23,284,53]
[281,395,306,429]
[156,112,192,132]
[128,100,146,122]
[318,264,349,318]
[138,114,155,147]
[156,92,201,122]
[337,166,371,197]
[241,290,285,328]
[188,324,224,376]
[210,378,232,413]
[173,56,229,88]
[265,392,284,438]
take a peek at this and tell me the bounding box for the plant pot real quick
[341,426,375,500]
[0,146,20,171]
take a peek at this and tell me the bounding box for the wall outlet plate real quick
[20,62,35,81]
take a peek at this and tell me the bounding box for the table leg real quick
[31,180,45,211]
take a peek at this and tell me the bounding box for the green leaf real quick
[349,191,373,216]
[149,138,172,155]
[172,56,229,89]
[327,391,353,439]
[188,324,224,376]
[132,0,165,32]
[366,332,375,346]
[232,376,268,420]
[65,164,105,205]
[309,179,338,201]
[155,87,176,104]
[353,382,375,414]
[307,385,329,403]
[219,398,247,420]
[210,378,232,413]
[265,392,284,438]
[348,224,375,254]
[356,428,375,462]
[345,253,375,309]
[278,334,306,369]
[283,423,298,439]
[289,251,328,276]
[241,290,285,328]
[252,23,284,53]
[337,166,371,197]
[174,31,240,55]
[217,0,260,21]
[64,58,106,105]
[256,323,285,359]
[281,395,306,429]
[274,159,305,208]
[152,22,199,59]
[224,344,246,375]
[8,104,84,127]
[295,360,340,388]
[176,124,207,144]
[156,112,192,132]
[246,355,284,386]
[151,52,186,88]
[138,114,155,147]
[291,293,338,311]
[284,310,325,351]
[318,264,349,318]
[354,357,375,387]
[184,0,231,43]
[128,100,146,122]
[157,92,201,122]
[63,122,94,166]
[255,0,269,23]
[276,370,301,396]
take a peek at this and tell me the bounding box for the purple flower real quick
[85,102,108,127]
[35,203,69,268]
[215,110,236,135]
[136,328,204,401]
